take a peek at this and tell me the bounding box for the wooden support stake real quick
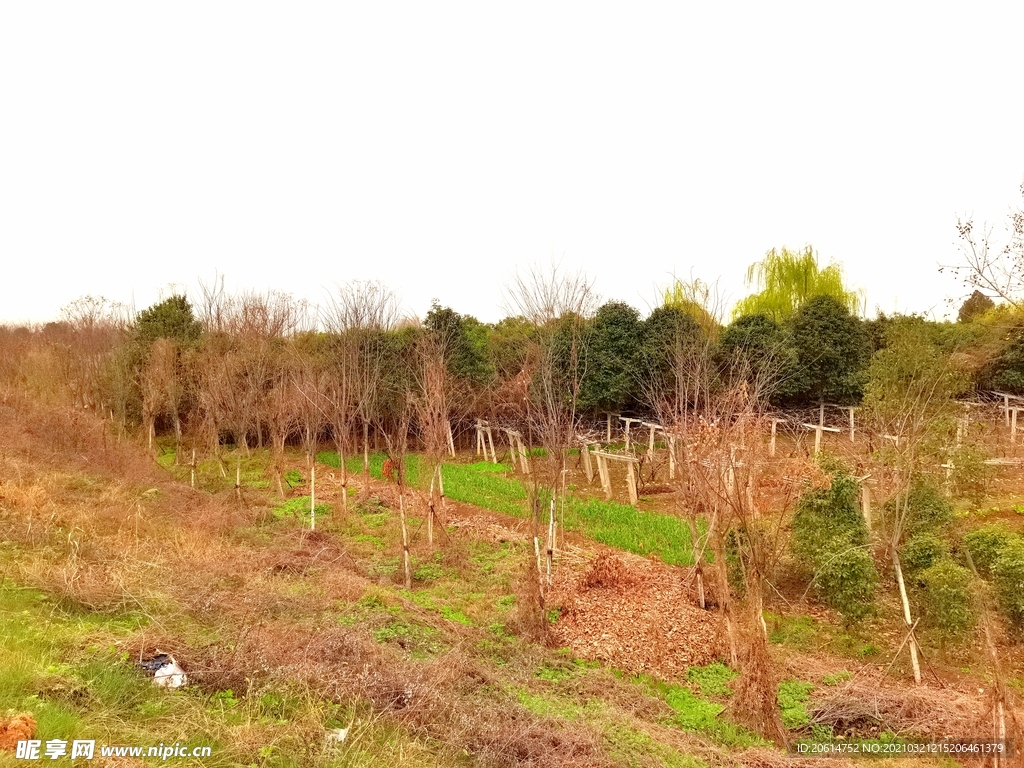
[626,460,638,505]
[428,470,436,546]
[606,413,613,443]
[1005,393,1011,427]
[235,456,241,502]
[848,407,856,443]
[667,435,676,480]
[647,424,656,461]
[815,425,822,455]
[190,448,196,490]
[581,442,594,482]
[1013,408,1019,444]
[597,453,611,500]
[861,483,872,529]
[486,426,497,463]
[363,421,370,474]
[446,421,456,457]
[770,420,778,457]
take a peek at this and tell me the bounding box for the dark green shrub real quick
[963,524,1015,576]
[905,482,955,535]
[792,472,877,622]
[992,539,1024,631]
[793,473,867,560]
[813,547,878,622]
[901,532,948,575]
[917,559,975,642]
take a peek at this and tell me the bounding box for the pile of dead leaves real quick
[549,551,720,680]
[0,712,36,752]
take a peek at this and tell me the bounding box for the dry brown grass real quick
[4,388,1017,767]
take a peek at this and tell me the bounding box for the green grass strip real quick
[320,451,696,565]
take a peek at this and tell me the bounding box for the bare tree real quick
[946,179,1024,307]
[321,281,400,504]
[861,317,969,684]
[413,330,451,546]
[642,279,804,745]
[291,337,330,531]
[503,262,598,588]
[58,296,130,413]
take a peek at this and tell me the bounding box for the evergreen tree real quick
[790,295,871,404]
[579,301,641,414]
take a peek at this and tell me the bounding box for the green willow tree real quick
[733,245,864,323]
[662,277,721,338]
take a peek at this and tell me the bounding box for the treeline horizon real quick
[1,262,1022,437]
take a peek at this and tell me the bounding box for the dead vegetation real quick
[1,389,1022,766]
[550,551,720,678]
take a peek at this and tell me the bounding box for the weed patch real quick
[272,495,331,523]
[634,675,765,748]
[778,679,814,729]
[686,662,737,697]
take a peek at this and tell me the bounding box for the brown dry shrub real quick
[729,602,787,747]
[507,560,550,645]
[581,552,635,591]
[808,673,986,739]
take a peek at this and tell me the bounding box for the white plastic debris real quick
[152,657,188,688]
[324,728,348,745]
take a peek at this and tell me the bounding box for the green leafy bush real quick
[964,524,1016,576]
[812,548,878,622]
[992,538,1024,631]
[901,532,948,575]
[793,472,878,621]
[904,481,955,535]
[947,445,994,505]
[917,559,975,641]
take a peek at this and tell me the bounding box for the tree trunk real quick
[272,431,286,498]
[334,436,349,515]
[731,575,788,746]
[363,420,370,498]
[709,511,738,666]
[689,515,706,610]
[428,467,436,546]
[892,548,922,684]
[400,492,412,589]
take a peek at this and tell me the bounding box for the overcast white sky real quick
[2,3,1023,326]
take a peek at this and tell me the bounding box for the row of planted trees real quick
[1,265,1019,746]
